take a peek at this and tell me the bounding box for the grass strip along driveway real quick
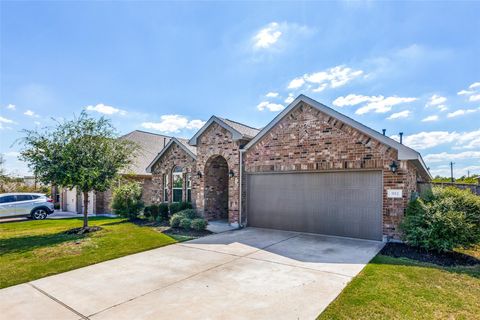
[0,217,176,289]
[318,247,480,320]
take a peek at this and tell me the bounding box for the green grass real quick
[318,252,480,320]
[0,217,176,289]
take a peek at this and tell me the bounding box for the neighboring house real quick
[60,130,170,214]
[147,95,431,241]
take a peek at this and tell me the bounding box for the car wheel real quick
[32,208,47,220]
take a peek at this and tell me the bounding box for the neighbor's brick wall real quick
[151,143,196,204]
[244,102,426,239]
[194,123,243,223]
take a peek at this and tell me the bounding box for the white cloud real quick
[390,129,480,150]
[457,81,480,102]
[438,105,448,112]
[284,93,295,104]
[333,94,416,115]
[85,103,127,115]
[4,151,20,158]
[6,104,16,110]
[425,94,446,107]
[424,151,480,163]
[141,115,205,133]
[447,108,478,118]
[265,92,279,98]
[288,65,363,92]
[24,110,39,117]
[387,110,410,120]
[287,77,305,89]
[469,94,480,102]
[421,115,439,122]
[253,22,282,49]
[0,116,15,124]
[257,101,285,112]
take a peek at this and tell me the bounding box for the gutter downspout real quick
[239,149,246,228]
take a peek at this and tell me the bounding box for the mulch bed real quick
[380,243,480,267]
[162,227,212,238]
[64,226,103,235]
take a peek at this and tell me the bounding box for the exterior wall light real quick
[229,170,235,178]
[389,161,398,174]
[196,171,202,178]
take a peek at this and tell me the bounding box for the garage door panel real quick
[247,171,383,240]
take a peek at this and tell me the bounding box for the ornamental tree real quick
[20,111,137,230]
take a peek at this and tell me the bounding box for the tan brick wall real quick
[151,143,196,204]
[244,102,425,239]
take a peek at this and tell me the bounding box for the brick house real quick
[147,95,431,241]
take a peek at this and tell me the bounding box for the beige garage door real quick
[246,171,383,240]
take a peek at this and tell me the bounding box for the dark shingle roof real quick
[120,130,170,175]
[219,118,260,139]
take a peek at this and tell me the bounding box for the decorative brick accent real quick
[151,142,196,204]
[204,155,229,219]
[193,123,245,223]
[244,102,428,240]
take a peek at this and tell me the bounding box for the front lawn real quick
[318,247,480,320]
[0,217,177,289]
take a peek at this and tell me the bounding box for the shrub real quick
[169,213,183,227]
[401,186,480,252]
[143,206,152,219]
[150,204,160,221]
[159,203,169,220]
[169,201,192,214]
[178,209,197,219]
[179,218,192,230]
[191,218,208,231]
[111,182,144,220]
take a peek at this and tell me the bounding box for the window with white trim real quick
[163,174,169,202]
[186,173,192,203]
[172,166,183,203]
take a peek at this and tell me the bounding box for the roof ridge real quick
[131,129,171,138]
[219,117,260,130]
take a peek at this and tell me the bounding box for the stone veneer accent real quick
[243,102,428,239]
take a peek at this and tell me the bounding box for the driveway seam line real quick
[28,283,90,320]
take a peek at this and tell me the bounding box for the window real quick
[186,173,192,203]
[0,195,16,203]
[163,174,169,202]
[172,166,183,202]
[16,195,33,201]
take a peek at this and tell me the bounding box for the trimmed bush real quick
[191,218,208,231]
[150,204,160,221]
[159,203,169,220]
[169,213,183,227]
[179,209,197,219]
[179,218,192,230]
[401,186,480,252]
[111,182,144,220]
[169,201,192,214]
[143,206,152,219]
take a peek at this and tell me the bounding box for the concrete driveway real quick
[0,228,383,320]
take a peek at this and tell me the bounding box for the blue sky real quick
[1,1,479,177]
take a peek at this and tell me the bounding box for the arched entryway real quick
[204,155,229,220]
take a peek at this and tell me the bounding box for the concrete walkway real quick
[0,228,383,320]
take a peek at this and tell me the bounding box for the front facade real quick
[148,95,431,241]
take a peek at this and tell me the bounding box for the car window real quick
[31,195,41,199]
[0,195,16,204]
[16,195,33,201]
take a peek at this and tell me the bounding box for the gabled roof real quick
[189,116,260,146]
[146,137,197,173]
[244,94,432,179]
[120,130,170,176]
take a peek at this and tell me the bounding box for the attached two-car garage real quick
[246,171,383,241]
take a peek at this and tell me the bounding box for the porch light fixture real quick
[196,171,202,178]
[389,161,398,174]
[229,169,235,178]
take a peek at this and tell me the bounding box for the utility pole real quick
[450,162,455,183]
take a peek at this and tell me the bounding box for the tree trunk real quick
[83,190,89,229]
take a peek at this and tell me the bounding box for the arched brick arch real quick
[204,155,229,219]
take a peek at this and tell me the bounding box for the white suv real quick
[0,193,55,220]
